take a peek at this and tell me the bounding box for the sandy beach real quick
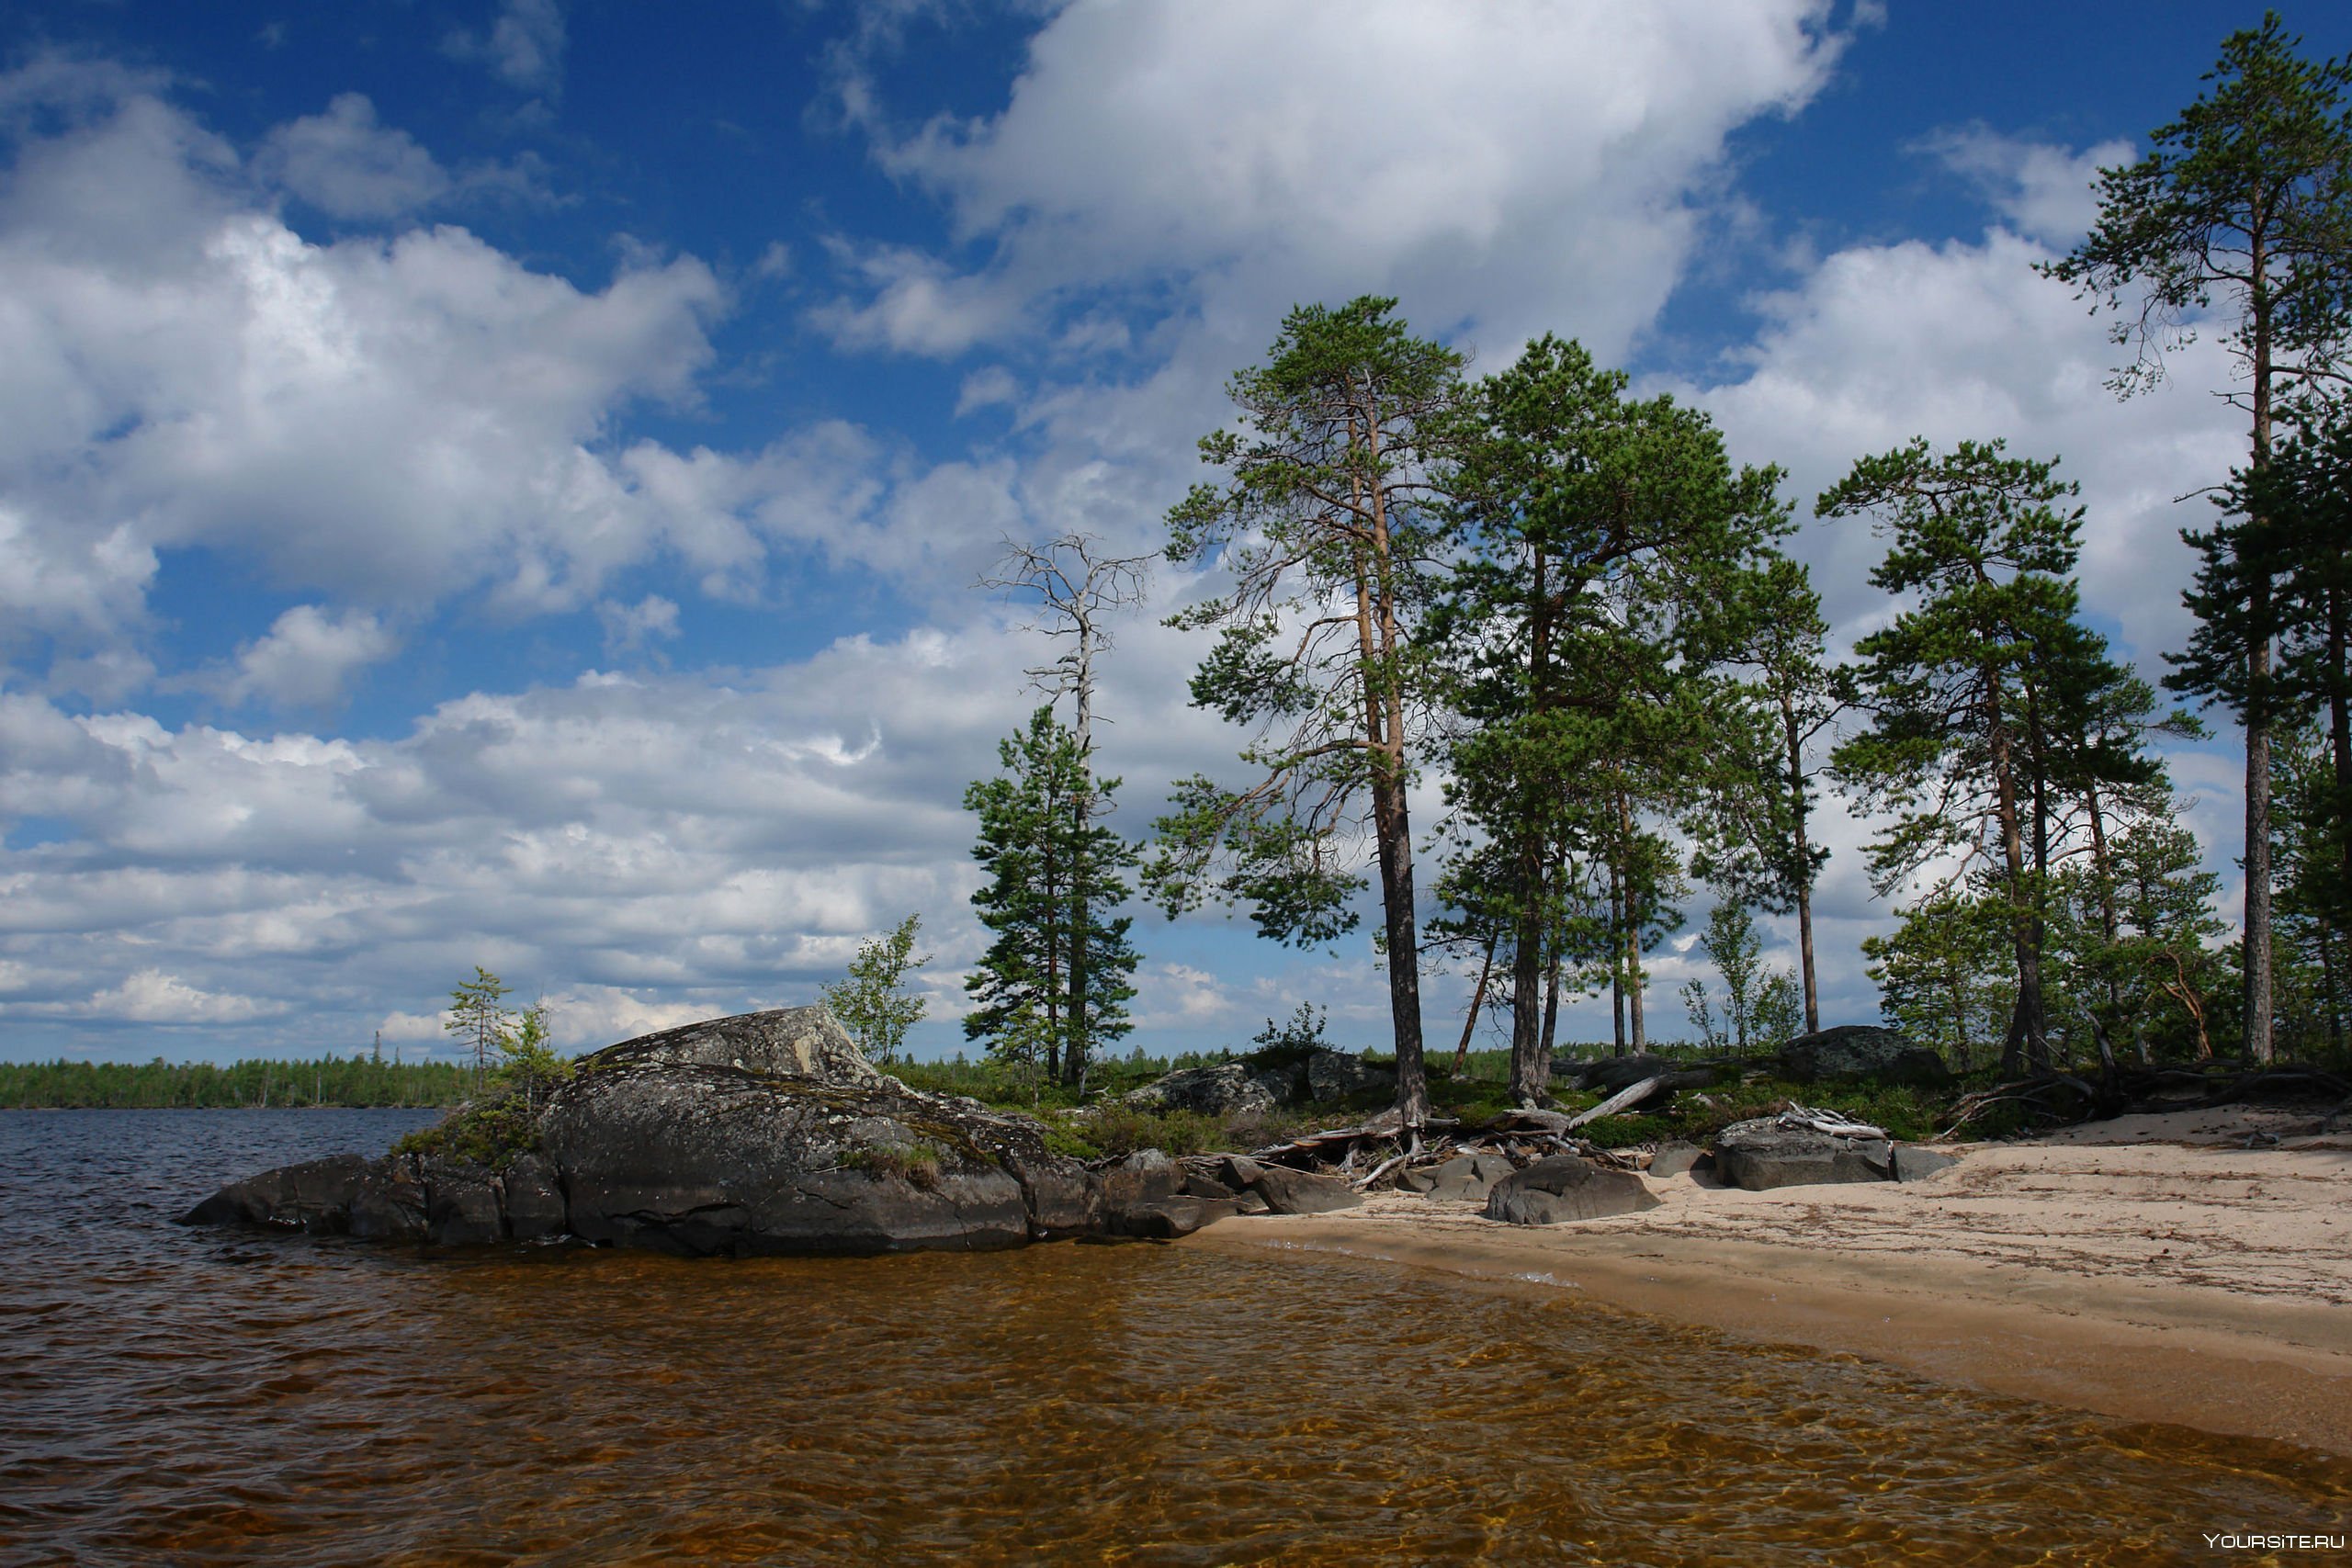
[1186,1106,2352,1457]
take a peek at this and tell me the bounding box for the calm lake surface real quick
[1,1110,2345,1566]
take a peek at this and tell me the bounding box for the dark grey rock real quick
[1483,1156,1662,1225]
[191,1006,1104,1256]
[1711,1117,1893,1190]
[1559,1053,1689,1092]
[1394,1166,1438,1194]
[501,1152,567,1241]
[1647,1143,1703,1179]
[421,1156,506,1247]
[348,1155,427,1241]
[993,1141,1099,1239]
[1124,1062,1286,1117]
[1304,1048,1395,1103]
[542,1060,1031,1256]
[1777,1025,1949,1087]
[180,1154,367,1233]
[1233,1190,1272,1215]
[1096,1149,1183,1212]
[1420,1153,1516,1203]
[1892,1145,1960,1183]
[1246,1164,1363,1215]
[1182,1171,1240,1201]
[1216,1154,1266,1191]
[1109,1196,1238,1240]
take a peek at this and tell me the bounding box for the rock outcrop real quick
[184,1005,1103,1256]
[1124,1049,1396,1116]
[1776,1025,1949,1087]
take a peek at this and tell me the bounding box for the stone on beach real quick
[1711,1116,1894,1190]
[1482,1155,1663,1225]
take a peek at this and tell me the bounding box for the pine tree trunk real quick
[2244,265,2276,1065]
[1507,860,1546,1105]
[1619,785,1645,1054]
[1609,859,1626,1056]
[2329,582,2351,959]
[1781,694,1820,1034]
[1356,407,1428,1134]
[1374,767,1429,1129]
[2245,640,2275,1064]
[1508,544,1553,1106]
[1990,679,2046,1077]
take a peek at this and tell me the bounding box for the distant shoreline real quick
[1188,1105,2352,1460]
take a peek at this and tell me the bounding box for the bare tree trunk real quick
[1452,935,1497,1079]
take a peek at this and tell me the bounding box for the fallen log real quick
[1778,1103,1888,1140]
[1558,1076,1671,1132]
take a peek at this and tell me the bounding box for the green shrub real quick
[1040,1122,1103,1161]
[841,1141,944,1189]
[1078,1104,1227,1158]
[392,1085,542,1168]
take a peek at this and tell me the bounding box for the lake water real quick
[1,1110,2345,1566]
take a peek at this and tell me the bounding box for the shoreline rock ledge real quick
[183,1006,1112,1257]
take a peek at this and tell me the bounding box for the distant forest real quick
[0,1056,474,1110]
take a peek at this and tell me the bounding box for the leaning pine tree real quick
[963,706,1140,1091]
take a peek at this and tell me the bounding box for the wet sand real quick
[1186,1106,2352,1457]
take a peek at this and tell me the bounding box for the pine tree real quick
[446,966,513,1094]
[1863,894,2013,1073]
[1821,438,2092,1077]
[1698,556,1839,1034]
[1430,335,1786,1100]
[2041,14,2352,1063]
[965,708,1139,1090]
[1150,297,1465,1134]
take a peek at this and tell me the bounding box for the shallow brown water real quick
[2,1111,2346,1566]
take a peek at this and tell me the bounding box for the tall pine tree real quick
[2041,14,2352,1062]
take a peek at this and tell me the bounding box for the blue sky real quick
[0,1,2339,1064]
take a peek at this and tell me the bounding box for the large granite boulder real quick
[1304,1049,1395,1104]
[543,1058,1080,1256]
[585,1004,886,1087]
[1125,1048,1394,1114]
[1242,1162,1363,1215]
[1776,1026,1949,1087]
[185,1005,1111,1257]
[1484,1155,1663,1225]
[1125,1062,1289,1118]
[1711,1116,1894,1190]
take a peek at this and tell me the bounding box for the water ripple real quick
[1,1110,2346,1566]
